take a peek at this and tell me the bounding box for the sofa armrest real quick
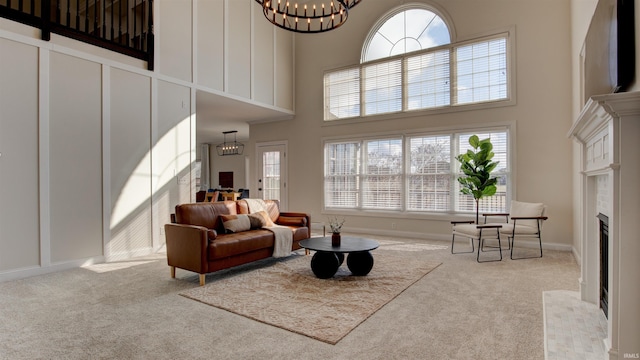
[164,223,209,274]
[276,212,310,228]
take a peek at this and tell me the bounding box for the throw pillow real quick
[247,213,266,229]
[220,214,251,233]
[252,210,275,227]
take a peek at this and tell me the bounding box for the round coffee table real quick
[299,236,380,279]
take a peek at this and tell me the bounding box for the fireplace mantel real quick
[568,91,640,359]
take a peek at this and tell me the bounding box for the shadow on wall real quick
[108,115,193,261]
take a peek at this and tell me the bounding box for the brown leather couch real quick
[165,199,310,286]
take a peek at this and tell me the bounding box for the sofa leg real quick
[170,266,176,279]
[305,249,310,255]
[199,274,206,286]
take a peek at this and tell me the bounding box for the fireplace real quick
[569,91,640,358]
[597,213,608,318]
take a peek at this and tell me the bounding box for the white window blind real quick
[324,142,361,208]
[362,139,403,209]
[407,135,451,211]
[363,60,402,116]
[405,49,451,110]
[323,33,510,121]
[324,67,360,120]
[324,129,509,214]
[455,38,507,104]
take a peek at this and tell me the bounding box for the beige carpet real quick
[0,236,581,359]
[179,250,441,344]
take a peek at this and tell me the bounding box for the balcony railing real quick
[0,0,154,70]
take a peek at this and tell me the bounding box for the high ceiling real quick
[195,90,294,145]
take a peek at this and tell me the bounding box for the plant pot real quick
[331,233,341,247]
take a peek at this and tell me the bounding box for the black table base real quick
[300,237,379,279]
[310,251,374,279]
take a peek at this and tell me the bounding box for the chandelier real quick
[254,0,362,34]
[216,131,244,156]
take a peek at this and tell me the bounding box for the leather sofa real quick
[165,199,310,286]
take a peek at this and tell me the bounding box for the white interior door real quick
[256,142,288,210]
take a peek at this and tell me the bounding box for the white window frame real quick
[323,28,515,122]
[323,126,512,216]
[361,3,456,63]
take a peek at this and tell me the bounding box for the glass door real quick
[256,142,287,210]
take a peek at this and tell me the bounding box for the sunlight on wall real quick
[110,116,192,229]
[152,119,193,195]
[108,204,153,260]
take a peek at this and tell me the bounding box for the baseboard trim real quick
[345,226,450,242]
[0,255,106,283]
[572,247,581,266]
[344,226,573,251]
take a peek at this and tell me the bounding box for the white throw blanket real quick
[244,198,293,258]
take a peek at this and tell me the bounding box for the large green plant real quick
[456,135,499,224]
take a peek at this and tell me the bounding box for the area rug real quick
[179,249,441,344]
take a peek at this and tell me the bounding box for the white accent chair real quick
[490,201,548,260]
[451,220,504,263]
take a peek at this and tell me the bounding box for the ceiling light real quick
[216,131,244,156]
[254,0,362,34]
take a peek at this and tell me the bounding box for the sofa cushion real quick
[208,230,275,259]
[175,201,237,232]
[221,214,251,233]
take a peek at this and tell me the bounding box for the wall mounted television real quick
[583,0,635,102]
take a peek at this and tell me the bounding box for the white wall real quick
[109,68,153,259]
[49,52,104,263]
[0,0,295,280]
[157,0,193,82]
[250,0,574,248]
[0,37,40,271]
[196,0,224,91]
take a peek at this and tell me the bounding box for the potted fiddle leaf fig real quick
[456,135,499,224]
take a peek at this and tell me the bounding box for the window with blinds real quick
[363,60,403,116]
[323,32,510,121]
[362,138,403,209]
[407,135,451,211]
[406,49,451,110]
[455,38,507,105]
[324,68,361,120]
[324,142,361,208]
[324,129,510,213]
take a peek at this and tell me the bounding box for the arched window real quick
[322,4,514,215]
[362,6,452,63]
[323,4,510,120]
